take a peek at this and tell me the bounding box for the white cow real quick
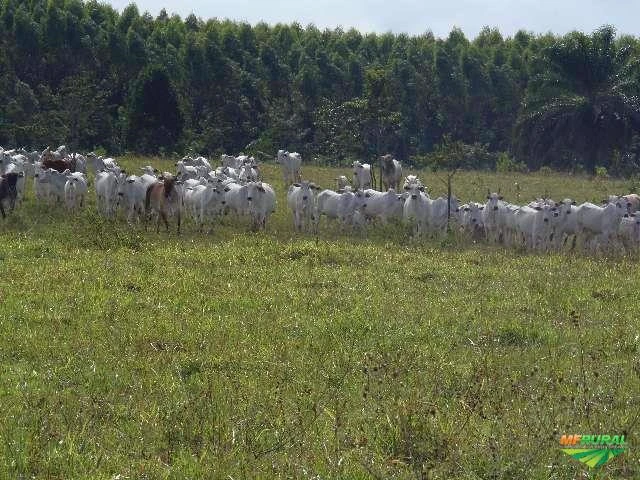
[361,188,404,224]
[618,213,640,251]
[515,204,557,250]
[184,182,225,231]
[483,192,505,243]
[459,202,485,238]
[576,201,627,252]
[335,175,350,191]
[287,181,319,233]
[403,184,430,235]
[402,175,424,192]
[176,160,199,181]
[352,161,373,190]
[64,172,88,211]
[553,199,578,249]
[317,188,366,227]
[222,182,248,216]
[427,196,460,235]
[246,181,276,230]
[96,170,125,217]
[380,155,402,191]
[277,150,302,185]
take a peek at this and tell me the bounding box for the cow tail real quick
[372,164,377,190]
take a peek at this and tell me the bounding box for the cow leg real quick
[0,202,5,218]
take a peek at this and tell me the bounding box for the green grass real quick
[1,157,639,479]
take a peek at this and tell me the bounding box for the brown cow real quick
[42,149,76,173]
[145,175,181,233]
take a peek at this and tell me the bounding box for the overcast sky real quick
[107,0,638,39]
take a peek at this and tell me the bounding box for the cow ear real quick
[419,186,424,192]
[479,206,484,210]
[555,202,559,207]
[464,207,470,211]
[293,183,300,187]
[624,213,630,217]
[498,196,503,200]
[571,200,576,205]
[224,187,230,192]
[486,195,490,199]
[404,186,410,190]
[534,206,542,211]
[258,185,265,192]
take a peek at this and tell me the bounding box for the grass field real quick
[1,157,639,479]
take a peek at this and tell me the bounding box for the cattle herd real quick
[1,145,639,254]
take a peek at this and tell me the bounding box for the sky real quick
[107,0,639,39]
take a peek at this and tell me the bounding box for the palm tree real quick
[516,26,640,171]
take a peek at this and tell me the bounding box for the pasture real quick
[1,157,639,479]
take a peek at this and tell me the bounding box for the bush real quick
[595,166,609,178]
[496,153,527,173]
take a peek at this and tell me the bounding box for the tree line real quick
[1,1,640,174]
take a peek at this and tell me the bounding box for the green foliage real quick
[0,3,639,173]
[496,152,527,173]
[595,165,609,178]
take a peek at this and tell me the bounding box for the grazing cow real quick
[361,188,405,224]
[287,181,320,233]
[0,172,22,217]
[380,154,402,191]
[64,172,88,211]
[246,181,276,230]
[576,200,627,252]
[277,150,302,185]
[145,175,182,233]
[403,184,430,235]
[352,161,374,190]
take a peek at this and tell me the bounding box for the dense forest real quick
[2,1,640,173]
